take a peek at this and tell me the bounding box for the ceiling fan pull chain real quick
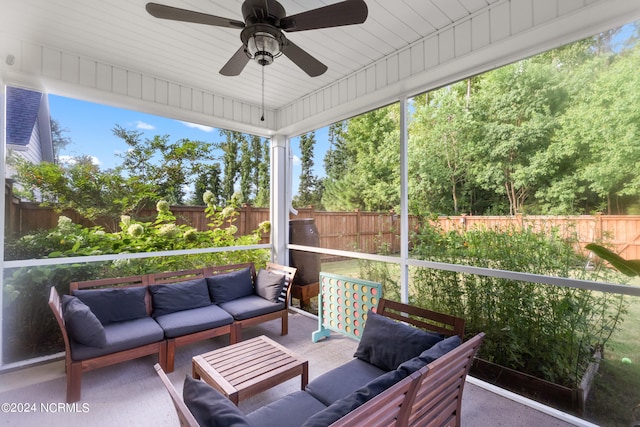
[261,64,265,121]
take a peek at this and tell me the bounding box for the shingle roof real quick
[6,87,42,146]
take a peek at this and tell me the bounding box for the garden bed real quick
[471,349,602,415]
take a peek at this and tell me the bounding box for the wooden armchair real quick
[154,363,199,427]
[330,332,485,427]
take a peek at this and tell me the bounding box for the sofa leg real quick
[232,324,241,343]
[165,341,176,373]
[281,312,288,336]
[67,362,82,403]
[158,341,168,372]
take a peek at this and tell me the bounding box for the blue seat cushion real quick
[154,305,234,338]
[218,295,284,321]
[305,358,386,406]
[247,391,327,427]
[206,267,254,304]
[69,317,164,360]
[354,310,444,371]
[73,286,148,325]
[149,278,211,317]
[183,375,251,427]
[301,369,408,427]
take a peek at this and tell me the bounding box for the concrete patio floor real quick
[0,310,595,426]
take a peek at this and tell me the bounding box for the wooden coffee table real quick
[192,335,308,405]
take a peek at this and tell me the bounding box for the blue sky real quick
[48,94,330,197]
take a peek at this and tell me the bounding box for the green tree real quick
[324,121,348,181]
[409,81,476,215]
[50,118,72,163]
[10,155,153,231]
[239,136,252,204]
[554,46,640,214]
[254,138,270,207]
[218,130,243,203]
[322,106,400,212]
[113,126,214,205]
[191,163,223,206]
[469,59,567,215]
[294,132,322,208]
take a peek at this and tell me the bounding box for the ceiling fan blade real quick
[146,3,244,29]
[219,45,251,76]
[282,40,327,77]
[280,0,368,32]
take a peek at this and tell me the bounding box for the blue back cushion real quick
[61,294,107,348]
[183,375,251,427]
[73,286,148,325]
[206,267,254,303]
[149,278,211,316]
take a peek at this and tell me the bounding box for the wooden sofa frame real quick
[49,262,295,402]
[155,298,482,427]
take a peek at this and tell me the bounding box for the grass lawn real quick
[585,279,640,427]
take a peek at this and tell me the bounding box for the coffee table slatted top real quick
[192,335,308,405]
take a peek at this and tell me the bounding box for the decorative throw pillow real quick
[61,294,107,348]
[183,375,251,427]
[73,286,148,325]
[354,310,444,371]
[149,278,211,317]
[206,268,254,304]
[254,269,285,303]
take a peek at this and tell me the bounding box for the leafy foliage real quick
[410,222,626,387]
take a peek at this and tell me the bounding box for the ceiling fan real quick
[145,0,368,77]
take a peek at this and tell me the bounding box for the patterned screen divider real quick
[312,272,382,343]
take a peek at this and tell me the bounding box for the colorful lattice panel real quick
[312,272,382,342]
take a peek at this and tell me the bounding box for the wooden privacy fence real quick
[7,200,640,261]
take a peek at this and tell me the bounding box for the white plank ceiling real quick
[1,0,639,136]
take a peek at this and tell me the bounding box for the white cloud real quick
[181,121,214,132]
[292,155,301,166]
[136,121,155,130]
[59,155,100,166]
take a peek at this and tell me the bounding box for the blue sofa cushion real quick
[207,268,254,304]
[149,278,211,317]
[398,334,462,375]
[301,369,408,427]
[69,317,164,360]
[61,294,107,348]
[247,391,327,427]
[354,310,444,371]
[73,286,148,325]
[218,295,284,320]
[305,358,386,406]
[183,375,251,427]
[255,269,285,303]
[154,305,234,338]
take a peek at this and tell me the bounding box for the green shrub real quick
[410,221,626,388]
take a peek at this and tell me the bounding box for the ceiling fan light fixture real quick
[245,31,282,66]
